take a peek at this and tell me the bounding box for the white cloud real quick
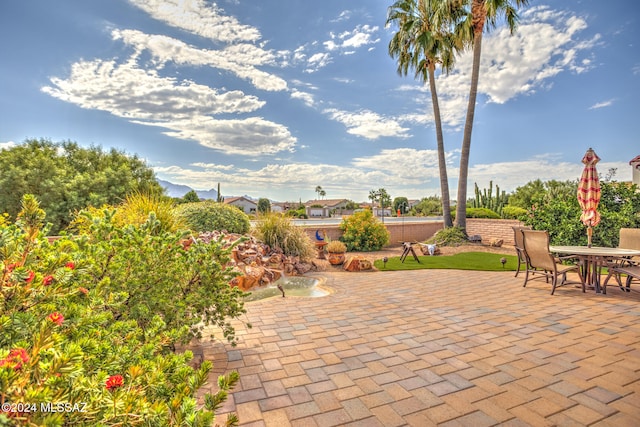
[290,89,315,107]
[400,5,599,129]
[325,24,380,51]
[589,99,615,110]
[305,52,332,73]
[154,151,632,202]
[112,29,287,92]
[0,141,16,150]
[323,109,411,140]
[127,0,261,43]
[42,59,296,156]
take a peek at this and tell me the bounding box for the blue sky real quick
[1,0,638,202]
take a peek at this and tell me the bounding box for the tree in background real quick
[257,197,271,214]
[453,0,528,233]
[369,188,392,209]
[412,196,443,216]
[314,185,326,200]
[387,0,461,228]
[393,196,410,215]
[0,138,162,234]
[183,190,200,203]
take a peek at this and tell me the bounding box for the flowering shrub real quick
[0,195,243,425]
[339,210,390,251]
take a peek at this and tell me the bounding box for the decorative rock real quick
[343,256,373,272]
[490,238,504,247]
[198,230,322,292]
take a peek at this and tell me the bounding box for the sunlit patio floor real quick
[193,268,640,426]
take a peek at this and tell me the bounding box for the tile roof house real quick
[630,155,640,186]
[304,199,350,218]
[223,196,257,214]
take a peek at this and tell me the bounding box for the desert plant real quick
[471,181,508,216]
[0,195,241,425]
[252,213,315,260]
[115,191,184,233]
[175,200,250,234]
[426,226,468,246]
[339,210,390,252]
[326,240,347,253]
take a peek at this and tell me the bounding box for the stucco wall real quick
[466,218,524,246]
[301,218,524,247]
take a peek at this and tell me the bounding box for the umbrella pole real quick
[587,225,593,248]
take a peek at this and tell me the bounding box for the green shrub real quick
[175,200,250,234]
[426,226,468,246]
[526,181,640,246]
[501,205,528,220]
[466,207,500,219]
[0,195,242,425]
[339,210,389,251]
[251,213,315,260]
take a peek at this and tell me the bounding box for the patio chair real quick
[602,228,640,293]
[522,230,585,295]
[512,226,531,277]
[607,265,640,293]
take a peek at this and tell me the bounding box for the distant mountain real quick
[158,179,218,200]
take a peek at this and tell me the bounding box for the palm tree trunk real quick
[456,25,483,233]
[428,65,453,228]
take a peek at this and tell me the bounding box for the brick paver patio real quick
[194,268,640,426]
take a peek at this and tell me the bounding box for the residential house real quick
[630,155,640,186]
[224,196,257,214]
[305,199,350,218]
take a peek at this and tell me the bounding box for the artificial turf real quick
[373,251,519,271]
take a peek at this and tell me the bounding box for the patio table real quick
[549,246,640,293]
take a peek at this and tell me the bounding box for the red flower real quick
[78,287,89,295]
[25,271,35,283]
[47,312,64,326]
[106,374,124,391]
[0,348,29,370]
[43,275,54,286]
[5,263,18,272]
[65,262,76,270]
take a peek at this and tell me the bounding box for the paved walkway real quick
[195,268,640,426]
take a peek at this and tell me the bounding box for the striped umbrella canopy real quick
[577,148,601,247]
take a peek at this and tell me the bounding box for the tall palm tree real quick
[387,0,461,228]
[453,0,528,232]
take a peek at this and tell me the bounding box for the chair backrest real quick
[512,226,531,249]
[619,228,640,250]
[522,230,556,271]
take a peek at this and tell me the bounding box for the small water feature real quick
[244,276,330,302]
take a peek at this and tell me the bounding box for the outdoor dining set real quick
[511,148,640,296]
[513,226,640,295]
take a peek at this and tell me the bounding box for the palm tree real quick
[387,0,460,228]
[315,185,323,200]
[453,0,528,232]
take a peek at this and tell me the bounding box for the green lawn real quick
[373,252,519,272]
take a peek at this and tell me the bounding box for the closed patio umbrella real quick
[577,148,601,247]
